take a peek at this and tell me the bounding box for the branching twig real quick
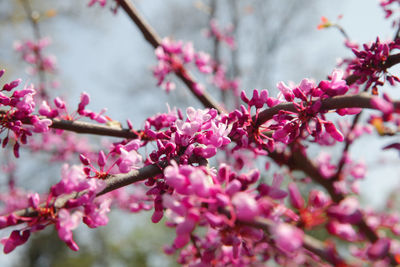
[267,144,393,262]
[12,160,166,219]
[49,118,140,139]
[242,217,346,266]
[255,93,400,127]
[344,53,400,86]
[0,110,141,139]
[117,0,226,114]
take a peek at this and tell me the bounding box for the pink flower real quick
[56,209,83,251]
[241,89,270,108]
[162,194,187,216]
[176,120,200,137]
[164,161,190,194]
[327,197,362,224]
[1,230,30,254]
[174,218,196,248]
[164,81,176,93]
[232,192,259,221]
[2,79,21,91]
[32,118,52,133]
[77,92,90,113]
[316,152,337,178]
[194,52,212,74]
[257,173,288,199]
[161,38,183,54]
[88,0,106,7]
[318,69,349,96]
[207,19,236,49]
[326,221,358,241]
[226,180,242,196]
[117,148,142,173]
[276,82,295,102]
[97,150,106,168]
[15,91,35,116]
[52,164,87,196]
[83,199,112,228]
[367,238,391,260]
[28,193,40,209]
[288,182,304,210]
[54,97,66,109]
[273,223,304,254]
[39,101,58,117]
[183,42,194,63]
[324,121,344,142]
[308,190,330,208]
[189,169,213,197]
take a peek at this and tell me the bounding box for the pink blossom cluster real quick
[346,38,400,93]
[380,0,400,19]
[212,64,239,95]
[316,152,366,194]
[229,70,349,153]
[0,75,110,158]
[158,163,309,265]
[0,132,147,253]
[143,107,231,164]
[153,38,212,93]
[0,164,108,252]
[0,70,51,157]
[80,140,142,177]
[39,92,108,123]
[88,0,107,7]
[88,0,120,14]
[205,19,236,49]
[14,38,57,76]
[150,161,366,266]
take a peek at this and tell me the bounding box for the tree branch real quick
[242,217,346,266]
[117,0,225,114]
[255,93,400,127]
[12,161,164,219]
[49,119,140,139]
[0,110,141,139]
[267,144,393,262]
[344,52,400,86]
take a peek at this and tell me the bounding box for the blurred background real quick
[0,0,398,266]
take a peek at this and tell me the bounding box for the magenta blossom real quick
[56,209,83,251]
[273,223,304,254]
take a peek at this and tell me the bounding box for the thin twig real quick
[332,83,371,182]
[20,0,48,99]
[0,110,141,139]
[49,119,140,139]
